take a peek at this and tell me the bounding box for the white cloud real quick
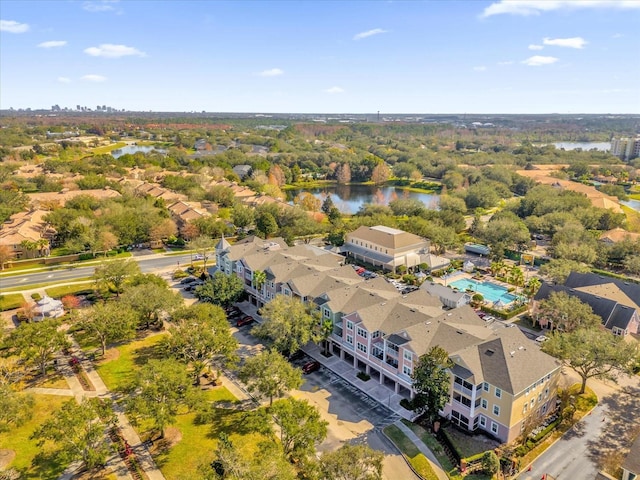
[81,74,106,82]
[522,55,559,66]
[84,44,146,58]
[57,77,71,83]
[82,1,119,12]
[528,44,544,50]
[543,37,587,49]
[324,86,345,94]
[38,40,67,48]
[353,28,388,40]
[258,68,284,77]
[473,66,487,71]
[481,0,640,18]
[0,20,29,33]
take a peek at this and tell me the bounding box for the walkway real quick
[394,420,449,480]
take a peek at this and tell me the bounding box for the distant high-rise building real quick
[611,136,640,161]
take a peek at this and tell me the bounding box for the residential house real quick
[342,225,431,272]
[0,209,56,259]
[421,281,472,308]
[27,188,121,208]
[232,165,252,179]
[599,227,640,244]
[532,272,640,336]
[622,434,640,480]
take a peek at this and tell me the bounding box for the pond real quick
[621,199,640,212]
[286,184,440,214]
[111,145,167,158]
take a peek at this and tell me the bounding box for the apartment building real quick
[221,237,561,444]
[611,136,640,161]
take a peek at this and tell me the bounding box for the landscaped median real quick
[0,293,24,311]
[383,424,441,480]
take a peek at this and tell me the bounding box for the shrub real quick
[31,292,42,301]
[400,398,414,410]
[78,253,94,261]
[481,451,500,475]
[357,371,371,382]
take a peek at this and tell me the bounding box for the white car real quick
[535,335,548,343]
[193,254,207,260]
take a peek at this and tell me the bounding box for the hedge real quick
[590,269,639,284]
[531,419,561,443]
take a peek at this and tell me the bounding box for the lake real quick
[286,184,440,214]
[553,142,611,152]
[111,145,167,158]
[621,199,640,212]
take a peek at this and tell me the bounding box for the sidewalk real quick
[394,420,449,480]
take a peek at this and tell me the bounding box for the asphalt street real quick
[516,403,607,480]
[0,252,194,289]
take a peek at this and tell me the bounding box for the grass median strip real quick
[383,424,440,480]
[0,293,25,311]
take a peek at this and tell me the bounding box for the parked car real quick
[225,305,241,314]
[180,276,198,284]
[287,350,305,362]
[227,310,243,320]
[193,254,208,260]
[236,316,255,327]
[302,360,321,374]
[535,335,548,343]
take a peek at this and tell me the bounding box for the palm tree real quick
[320,318,334,356]
[19,240,37,259]
[525,277,541,300]
[491,261,506,278]
[253,270,267,293]
[35,238,50,257]
[508,265,525,292]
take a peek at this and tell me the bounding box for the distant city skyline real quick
[1,0,639,114]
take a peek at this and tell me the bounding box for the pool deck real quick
[431,271,522,304]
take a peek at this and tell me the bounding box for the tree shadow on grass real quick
[195,406,272,438]
[586,385,640,474]
[28,450,67,480]
[132,343,164,367]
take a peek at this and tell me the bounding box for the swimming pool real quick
[449,278,518,304]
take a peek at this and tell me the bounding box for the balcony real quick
[385,356,398,368]
[372,349,384,361]
[453,383,474,397]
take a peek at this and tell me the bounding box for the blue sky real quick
[1,0,639,113]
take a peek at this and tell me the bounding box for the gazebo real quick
[463,260,475,273]
[34,296,64,321]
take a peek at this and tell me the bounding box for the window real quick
[491,422,498,434]
[495,387,502,398]
[480,416,486,427]
[525,387,530,396]
[523,403,528,413]
[542,404,547,414]
[538,393,542,402]
[323,308,330,318]
[346,335,353,345]
[403,365,412,376]
[483,382,490,392]
[346,320,354,330]
[357,327,368,339]
[530,399,535,408]
[481,399,488,409]
[403,351,412,361]
[357,342,367,354]
[493,405,500,416]
[544,388,549,398]
[372,331,380,339]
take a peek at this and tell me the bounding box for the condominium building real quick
[217,236,562,444]
[611,136,640,161]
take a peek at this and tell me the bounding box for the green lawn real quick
[0,293,24,311]
[400,420,490,480]
[45,283,95,299]
[143,386,267,480]
[0,394,69,479]
[383,424,440,480]
[1,278,94,294]
[95,333,167,391]
[91,142,127,154]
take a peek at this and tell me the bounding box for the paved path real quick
[394,420,449,480]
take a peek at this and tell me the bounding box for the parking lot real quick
[228,307,418,479]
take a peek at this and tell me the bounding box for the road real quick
[517,403,608,480]
[0,253,194,289]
